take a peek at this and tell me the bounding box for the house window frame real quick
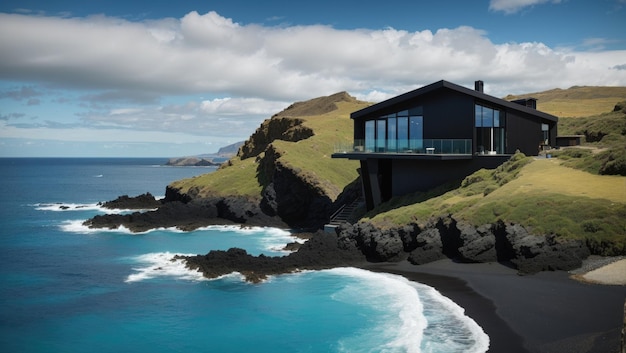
[475,103,505,154]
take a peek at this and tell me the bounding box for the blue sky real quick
[1,0,625,157]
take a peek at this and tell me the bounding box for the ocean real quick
[0,158,489,353]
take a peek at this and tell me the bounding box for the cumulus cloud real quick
[0,10,625,155]
[489,0,562,14]
[1,10,624,102]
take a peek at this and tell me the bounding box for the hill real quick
[167,92,371,228]
[364,154,626,254]
[166,87,625,252]
[504,86,626,117]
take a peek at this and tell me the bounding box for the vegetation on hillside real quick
[169,93,370,201]
[504,86,626,117]
[169,86,625,253]
[551,100,626,175]
[365,153,626,254]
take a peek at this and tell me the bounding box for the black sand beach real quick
[364,260,626,353]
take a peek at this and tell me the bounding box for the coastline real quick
[362,259,625,353]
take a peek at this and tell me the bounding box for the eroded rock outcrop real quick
[84,195,286,232]
[336,216,591,275]
[179,231,366,283]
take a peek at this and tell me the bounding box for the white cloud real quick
[0,10,625,156]
[1,10,624,101]
[489,0,562,14]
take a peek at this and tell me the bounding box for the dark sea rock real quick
[494,221,590,274]
[335,217,591,275]
[99,193,162,210]
[84,195,287,232]
[408,229,446,265]
[179,231,366,283]
[456,222,498,263]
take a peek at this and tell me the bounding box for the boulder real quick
[497,222,590,274]
[408,228,446,265]
[456,222,497,263]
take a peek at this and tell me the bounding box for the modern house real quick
[332,80,558,210]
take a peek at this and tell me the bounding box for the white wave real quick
[59,220,112,234]
[326,267,489,353]
[413,282,490,353]
[33,202,156,214]
[124,252,209,283]
[59,220,187,235]
[328,267,426,353]
[193,225,303,253]
[34,202,103,212]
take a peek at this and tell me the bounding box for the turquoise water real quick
[0,158,489,352]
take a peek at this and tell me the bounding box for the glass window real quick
[365,120,375,152]
[376,119,386,152]
[397,117,409,152]
[475,105,482,127]
[387,116,397,152]
[482,106,493,127]
[397,110,409,116]
[494,110,500,127]
[409,116,423,151]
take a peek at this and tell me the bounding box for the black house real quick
[332,80,558,210]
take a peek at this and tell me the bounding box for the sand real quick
[580,259,626,285]
[363,259,626,353]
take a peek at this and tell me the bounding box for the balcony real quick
[334,139,473,155]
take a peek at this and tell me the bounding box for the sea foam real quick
[413,282,490,353]
[34,202,156,214]
[124,252,210,283]
[328,267,426,353]
[327,267,489,353]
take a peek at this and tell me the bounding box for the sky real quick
[1,0,625,157]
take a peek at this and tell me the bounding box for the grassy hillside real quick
[365,154,626,253]
[504,86,626,117]
[551,101,626,176]
[169,94,370,201]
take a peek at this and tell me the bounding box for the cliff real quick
[164,91,370,229]
[84,89,626,278]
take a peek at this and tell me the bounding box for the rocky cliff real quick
[164,91,367,229]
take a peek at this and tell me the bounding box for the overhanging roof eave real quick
[350,80,558,123]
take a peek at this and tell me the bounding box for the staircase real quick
[324,198,364,233]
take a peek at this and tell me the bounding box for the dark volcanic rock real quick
[84,195,286,232]
[495,222,590,274]
[456,222,498,263]
[337,222,405,262]
[180,231,366,282]
[99,193,162,210]
[408,228,446,265]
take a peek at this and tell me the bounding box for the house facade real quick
[332,80,558,210]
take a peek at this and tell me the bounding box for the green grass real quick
[169,157,262,199]
[365,155,626,253]
[504,86,626,117]
[169,100,369,201]
[551,100,626,175]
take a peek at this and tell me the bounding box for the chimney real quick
[474,80,484,92]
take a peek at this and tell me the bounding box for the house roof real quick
[351,80,558,122]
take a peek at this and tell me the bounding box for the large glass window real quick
[376,119,386,152]
[409,116,423,151]
[387,116,397,152]
[363,106,422,153]
[365,120,375,152]
[397,116,409,152]
[475,104,505,154]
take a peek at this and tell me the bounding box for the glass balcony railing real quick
[335,139,473,155]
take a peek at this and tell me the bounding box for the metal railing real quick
[335,139,473,155]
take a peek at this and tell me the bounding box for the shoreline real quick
[361,259,625,353]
